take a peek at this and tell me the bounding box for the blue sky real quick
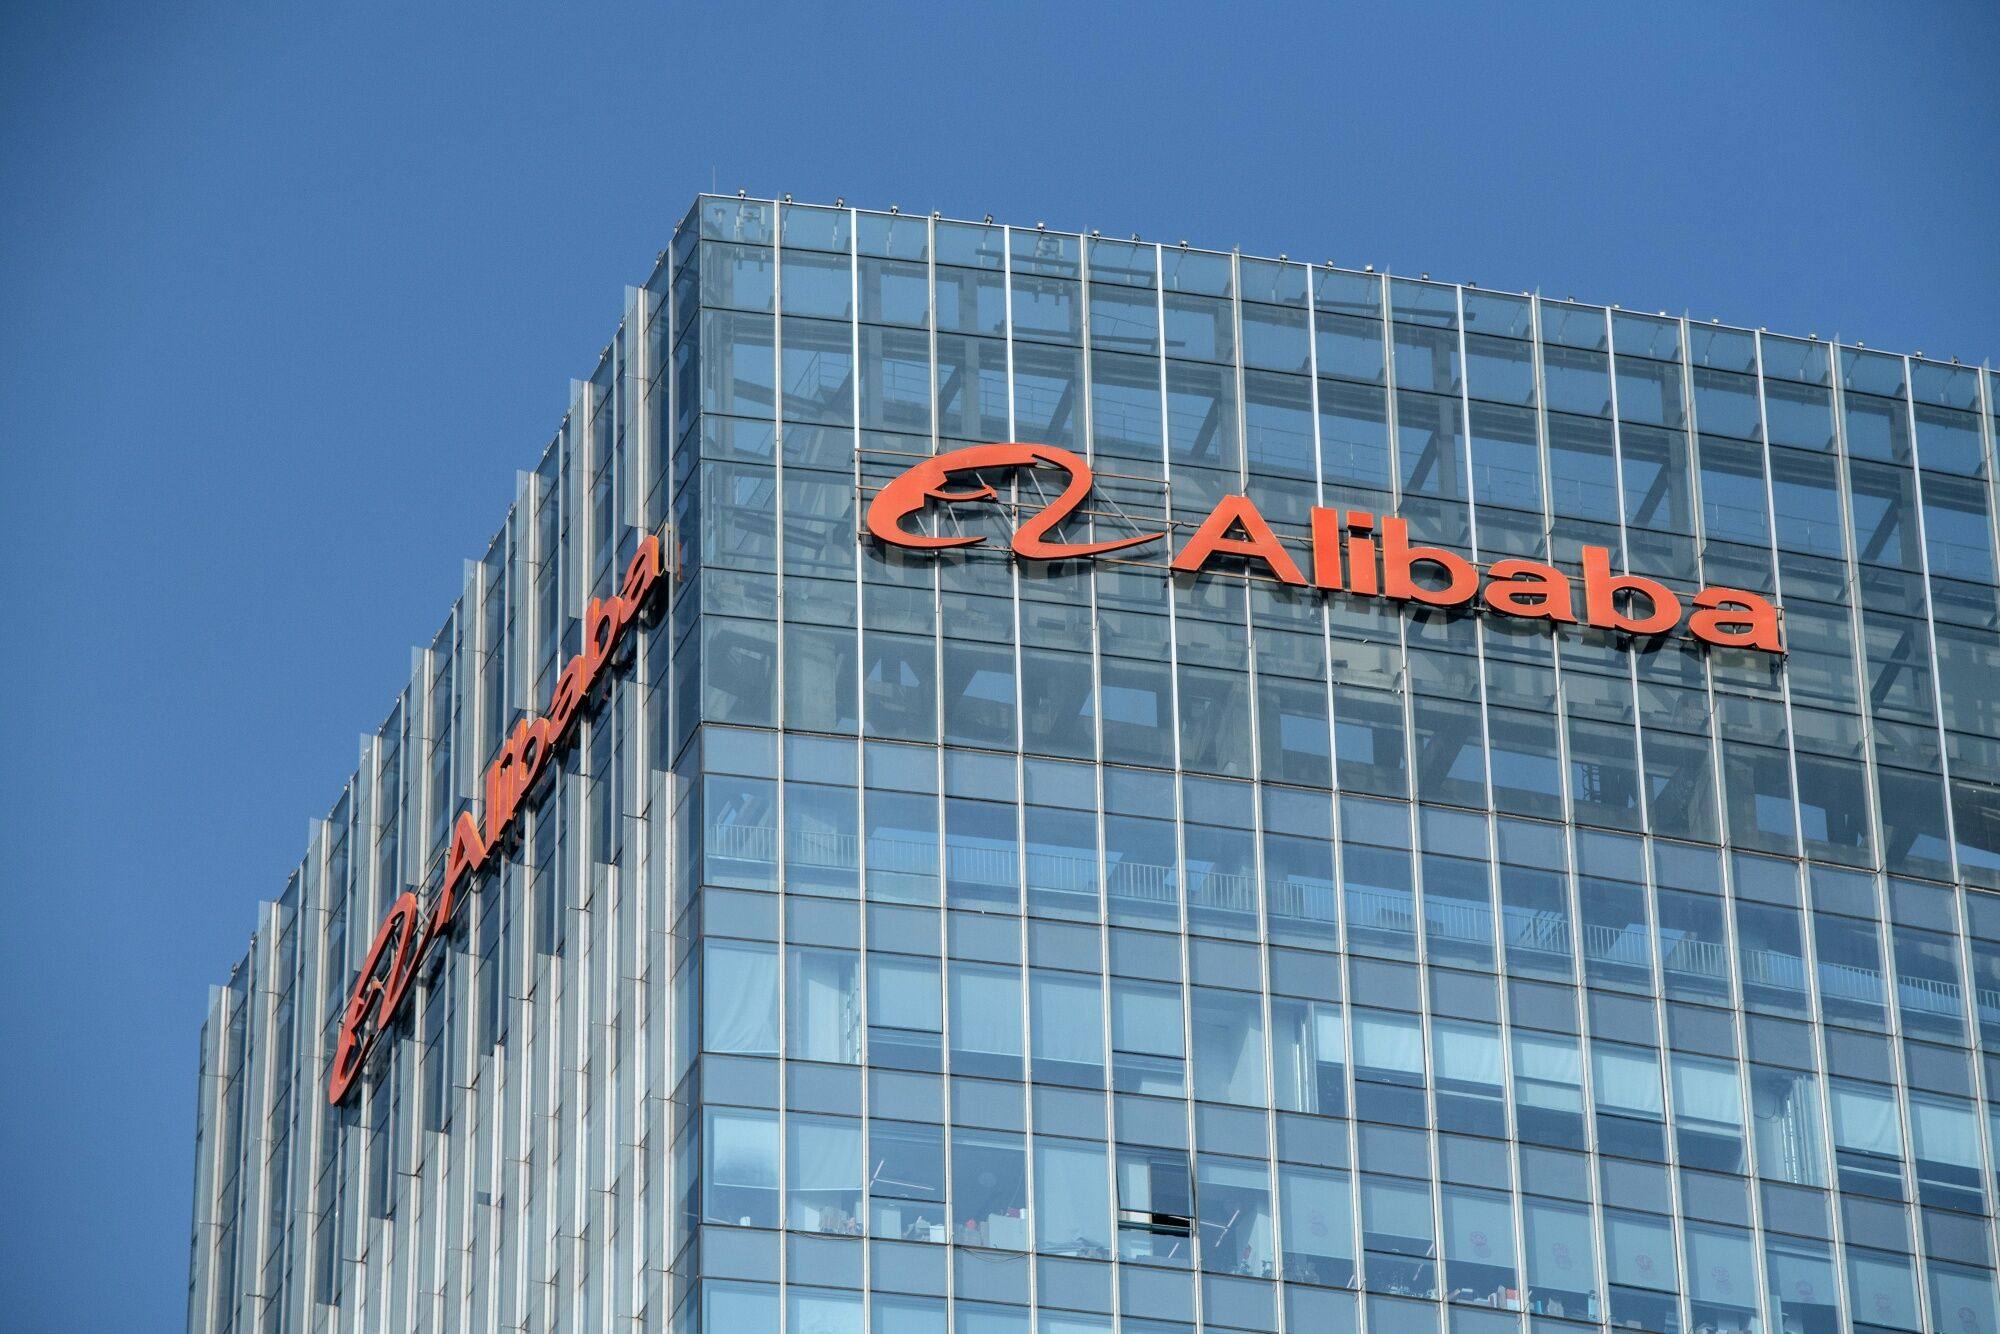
[1,3,1994,1328]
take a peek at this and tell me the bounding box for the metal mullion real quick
[923,212,959,1330]
[1455,283,1533,1324]
[1608,320,1720,1334]
[1674,321,1774,1330]
[1744,325,1859,1327]
[1824,345,1893,892]
[1231,251,1287,1334]
[1078,235,1129,1330]
[301,826,333,1324]
[1304,264,1367,1305]
[1599,311,1661,857]
[1155,242,1206,1328]
[1380,274,1452,1326]
[1827,340,1941,1330]
[1812,346,1922,1312]
[1303,271,1350,968]
[1898,354,1967,885]
[996,225,1045,1324]
[1527,293,1610,1316]
[618,282,652,1322]
[1608,718,1696,1334]
[766,213,790,1306]
[842,206,876,1332]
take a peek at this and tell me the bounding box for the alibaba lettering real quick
[328,534,666,1105]
[866,443,1782,654]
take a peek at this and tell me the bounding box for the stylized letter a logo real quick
[865,442,1161,560]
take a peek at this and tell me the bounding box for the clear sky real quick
[1,3,1994,1329]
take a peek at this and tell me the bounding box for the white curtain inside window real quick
[789,1116,862,1192]
[706,1109,778,1189]
[1512,1031,1583,1111]
[1111,980,1184,1057]
[1830,1081,1901,1157]
[1031,971,1104,1067]
[1353,1011,1423,1076]
[1432,1021,1503,1087]
[703,941,778,1054]
[1910,1094,1981,1169]
[1669,1053,1744,1132]
[1591,1046,1664,1118]
[950,963,1022,1057]
[868,953,940,1032]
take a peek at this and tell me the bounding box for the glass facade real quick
[188,195,2000,1334]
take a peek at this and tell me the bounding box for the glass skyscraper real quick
[189,195,2000,1334]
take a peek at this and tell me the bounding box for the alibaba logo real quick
[864,442,1163,560]
[867,441,1784,655]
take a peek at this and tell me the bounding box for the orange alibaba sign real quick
[327,535,666,1105]
[864,443,1782,654]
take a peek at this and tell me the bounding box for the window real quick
[787,1115,862,1235]
[704,941,778,1055]
[1830,1079,1904,1201]
[1198,1155,1275,1278]
[1353,1009,1426,1125]
[786,947,859,1064]
[1110,977,1185,1095]
[1279,1162,1355,1287]
[1035,1137,1111,1258]
[866,953,940,1071]
[1029,970,1105,1088]
[1512,1030,1585,1150]
[1431,1020,1506,1138]
[1684,1224,1758,1332]
[1523,1198,1596,1319]
[1603,1209,1679,1331]
[1441,1185,1517,1308]
[950,1128,1028,1250]
[1749,1063,1826,1188]
[868,1120,945,1242]
[1360,1175,1437,1299]
[1909,1092,1984,1214]
[1191,986,1266,1106]
[1117,1146,1194,1266]
[1670,1052,1746,1173]
[1591,1042,1666,1162]
[948,962,1023,1080]
[1271,998,1347,1116]
[703,1108,778,1228]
